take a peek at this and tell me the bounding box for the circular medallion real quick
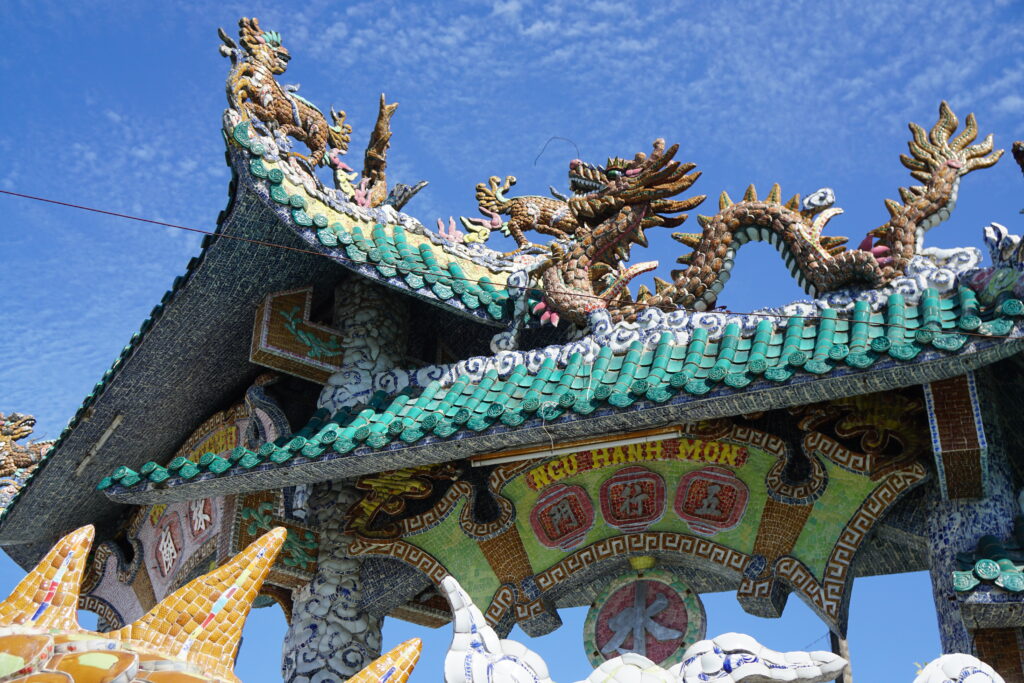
[582,569,706,669]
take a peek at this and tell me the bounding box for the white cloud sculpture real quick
[439,575,1003,683]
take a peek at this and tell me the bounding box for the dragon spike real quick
[696,215,713,229]
[965,134,1003,171]
[909,170,931,183]
[0,525,94,631]
[637,285,652,301]
[950,111,979,151]
[675,254,693,266]
[784,194,801,210]
[672,232,702,248]
[109,527,286,673]
[765,183,782,204]
[743,184,758,202]
[654,197,705,214]
[899,153,928,171]
[907,121,932,158]
[349,639,422,683]
[820,235,849,251]
[719,191,733,210]
[640,216,664,230]
[898,186,925,204]
[660,214,689,228]
[883,198,902,218]
[930,100,959,148]
[654,277,672,294]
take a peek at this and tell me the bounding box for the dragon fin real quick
[109,527,286,673]
[0,525,94,631]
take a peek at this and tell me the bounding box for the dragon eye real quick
[606,169,622,179]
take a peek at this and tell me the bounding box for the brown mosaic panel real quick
[930,375,984,499]
[974,628,1024,683]
[478,528,533,587]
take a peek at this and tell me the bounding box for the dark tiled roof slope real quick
[102,288,1024,497]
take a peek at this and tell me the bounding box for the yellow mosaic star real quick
[0,524,286,682]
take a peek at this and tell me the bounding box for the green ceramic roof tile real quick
[234,123,538,324]
[103,291,1024,497]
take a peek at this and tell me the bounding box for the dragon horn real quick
[0,525,94,631]
[645,142,677,173]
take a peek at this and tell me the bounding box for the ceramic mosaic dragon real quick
[0,414,50,478]
[219,18,422,209]
[506,103,1002,326]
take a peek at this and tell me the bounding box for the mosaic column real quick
[282,480,383,682]
[319,276,410,412]
[285,279,407,681]
[924,371,1016,654]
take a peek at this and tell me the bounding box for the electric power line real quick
[2,188,1021,342]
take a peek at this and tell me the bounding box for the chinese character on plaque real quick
[600,466,666,533]
[583,570,706,669]
[674,466,749,536]
[530,484,594,550]
[153,514,183,577]
[188,498,213,537]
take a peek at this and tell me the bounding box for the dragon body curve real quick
[534,102,1002,326]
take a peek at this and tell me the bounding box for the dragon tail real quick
[869,101,1002,263]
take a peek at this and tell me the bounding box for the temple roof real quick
[228,119,543,328]
[101,289,1024,504]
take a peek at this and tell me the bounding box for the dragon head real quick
[238,17,291,75]
[0,413,35,442]
[565,140,705,293]
[567,139,704,229]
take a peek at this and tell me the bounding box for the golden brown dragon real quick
[532,102,1002,326]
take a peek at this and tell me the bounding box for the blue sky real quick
[1,0,1023,679]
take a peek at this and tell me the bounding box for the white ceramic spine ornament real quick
[440,575,554,683]
[437,577,1002,683]
[912,654,1005,683]
[669,632,846,683]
